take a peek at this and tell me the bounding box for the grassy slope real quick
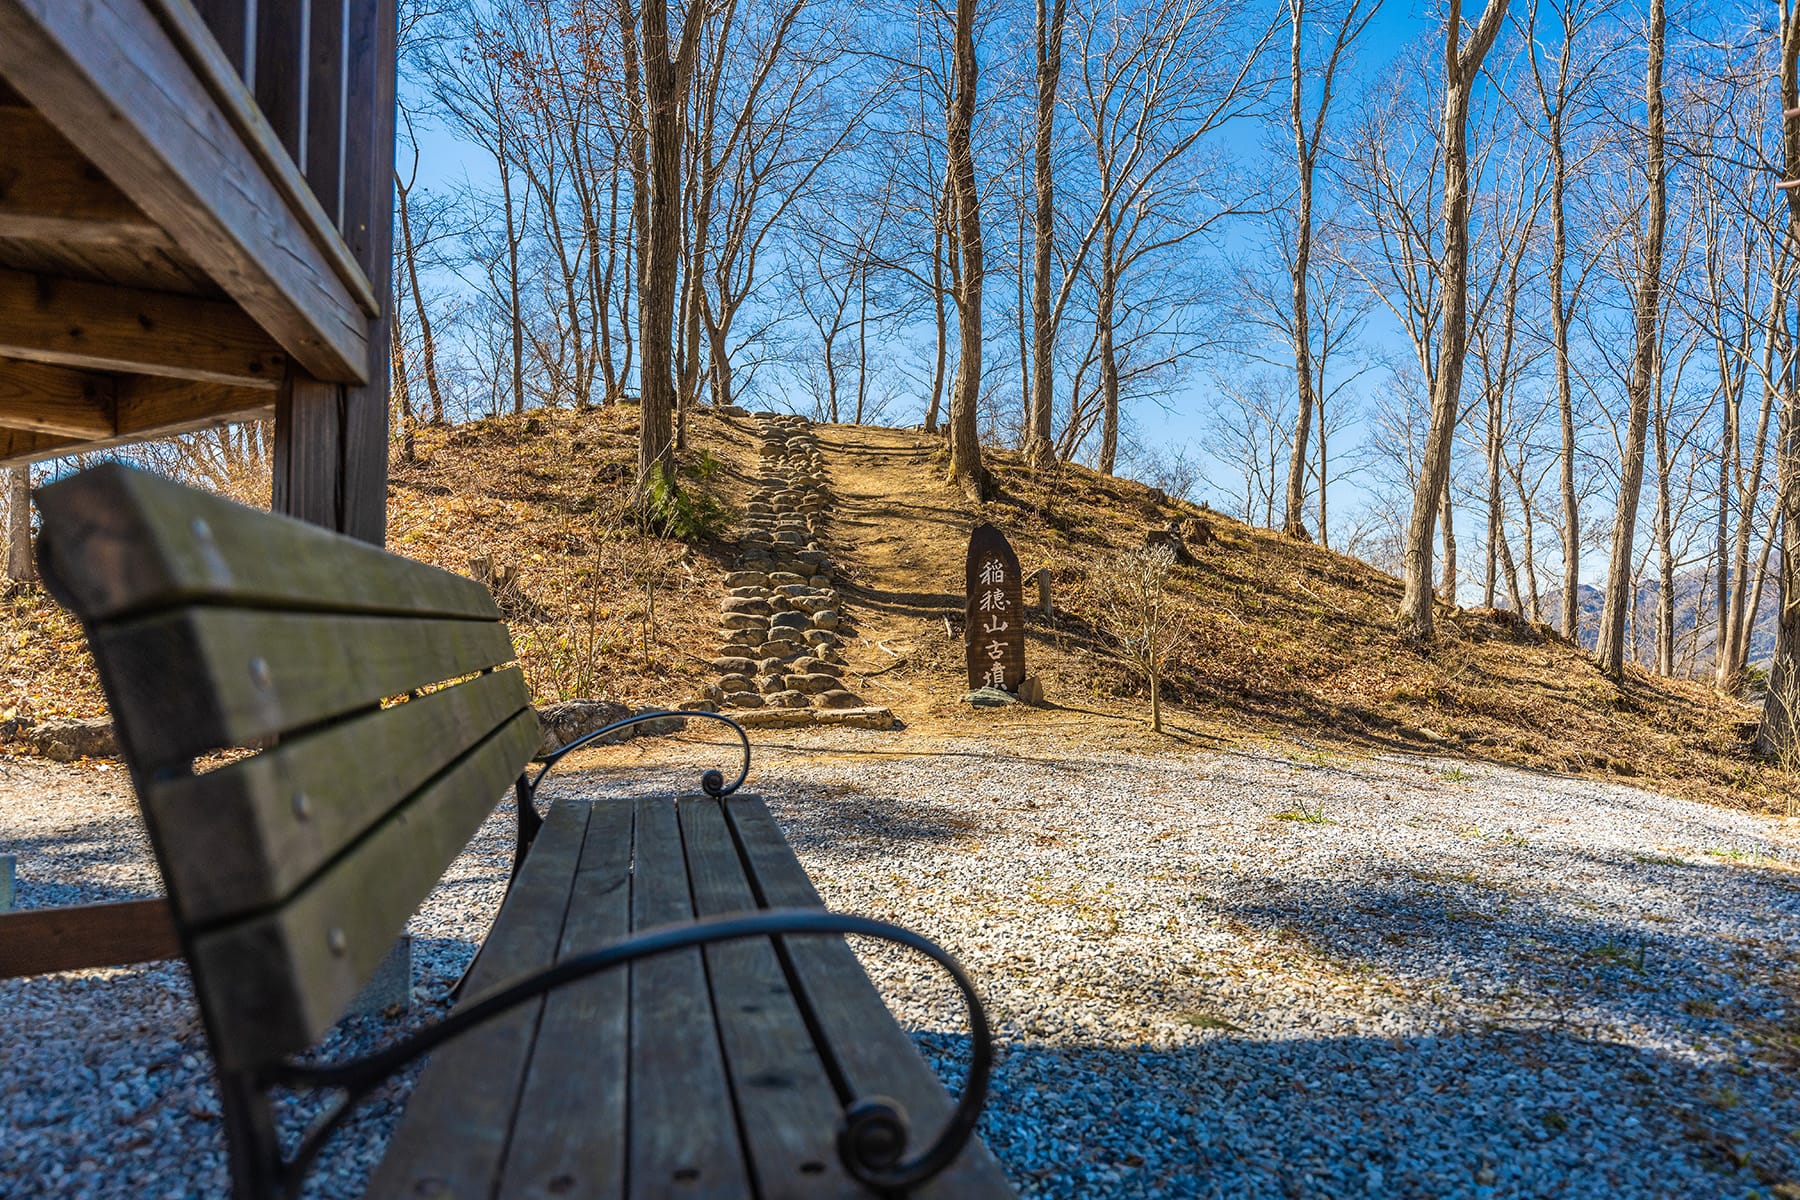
[1,406,1787,813]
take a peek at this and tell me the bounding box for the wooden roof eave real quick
[0,0,379,393]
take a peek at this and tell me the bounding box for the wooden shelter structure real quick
[0,0,397,543]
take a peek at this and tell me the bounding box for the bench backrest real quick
[34,465,536,1070]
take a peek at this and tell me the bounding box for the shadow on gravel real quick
[906,1025,1798,1198]
[1200,855,1800,1024]
[767,788,1000,856]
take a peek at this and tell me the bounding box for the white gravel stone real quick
[5,740,1799,1198]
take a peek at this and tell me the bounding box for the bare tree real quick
[1757,0,1800,763]
[1280,0,1377,540]
[1596,0,1667,677]
[945,0,987,499]
[1090,543,1193,732]
[1071,0,1269,476]
[630,0,708,482]
[4,466,32,587]
[1516,0,1615,639]
[1396,0,1509,641]
[1024,0,1069,463]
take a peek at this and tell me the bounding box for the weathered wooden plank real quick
[727,796,1015,1198]
[190,707,538,1069]
[0,378,272,467]
[35,463,499,622]
[0,107,170,246]
[304,0,347,227]
[252,0,305,167]
[0,267,286,387]
[90,607,515,763]
[0,357,114,437]
[144,668,531,926]
[271,366,347,535]
[629,795,751,1200]
[0,226,220,295]
[332,0,397,547]
[367,798,592,1200]
[0,898,179,978]
[112,374,274,438]
[681,795,860,1198]
[0,425,73,464]
[190,0,251,79]
[498,797,634,1200]
[0,0,374,383]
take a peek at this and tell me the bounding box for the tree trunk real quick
[633,0,699,487]
[1027,0,1066,465]
[599,159,622,403]
[1097,265,1119,476]
[1598,0,1665,678]
[1714,376,1739,688]
[1398,0,1507,641]
[926,173,951,435]
[391,286,417,463]
[395,170,445,425]
[1757,6,1800,762]
[1282,0,1315,541]
[945,0,986,501]
[4,466,32,585]
[1547,43,1580,640]
[1440,484,1457,606]
[1149,662,1162,733]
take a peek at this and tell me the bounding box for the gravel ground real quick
[4,735,1799,1198]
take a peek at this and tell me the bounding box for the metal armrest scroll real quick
[530,709,752,799]
[511,710,752,880]
[269,909,992,1196]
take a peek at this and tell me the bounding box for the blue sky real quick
[405,2,1561,587]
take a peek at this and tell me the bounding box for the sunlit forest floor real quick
[1,403,1788,813]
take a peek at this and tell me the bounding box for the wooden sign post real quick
[965,523,1026,692]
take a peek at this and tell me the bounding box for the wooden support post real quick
[270,0,395,546]
[1033,568,1053,619]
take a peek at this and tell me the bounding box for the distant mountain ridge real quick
[1542,569,1777,676]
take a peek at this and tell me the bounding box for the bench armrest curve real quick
[271,908,994,1197]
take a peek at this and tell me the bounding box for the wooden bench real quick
[32,464,1014,1199]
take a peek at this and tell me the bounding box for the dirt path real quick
[805,423,1216,750]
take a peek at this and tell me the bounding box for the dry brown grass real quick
[906,438,1786,814]
[1,409,1788,815]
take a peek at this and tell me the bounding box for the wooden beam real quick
[0,0,374,383]
[0,107,171,247]
[115,374,274,436]
[0,357,114,437]
[0,368,273,466]
[0,268,285,388]
[0,898,180,978]
[0,426,75,464]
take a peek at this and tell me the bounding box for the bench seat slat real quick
[680,796,862,1198]
[92,607,517,762]
[367,798,595,1200]
[497,796,635,1200]
[364,796,1013,1200]
[35,463,500,622]
[725,797,1015,1198]
[192,708,540,1069]
[144,668,531,925]
[628,796,751,1199]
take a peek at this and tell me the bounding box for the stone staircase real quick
[701,414,892,730]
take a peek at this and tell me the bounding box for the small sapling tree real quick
[1091,544,1193,733]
